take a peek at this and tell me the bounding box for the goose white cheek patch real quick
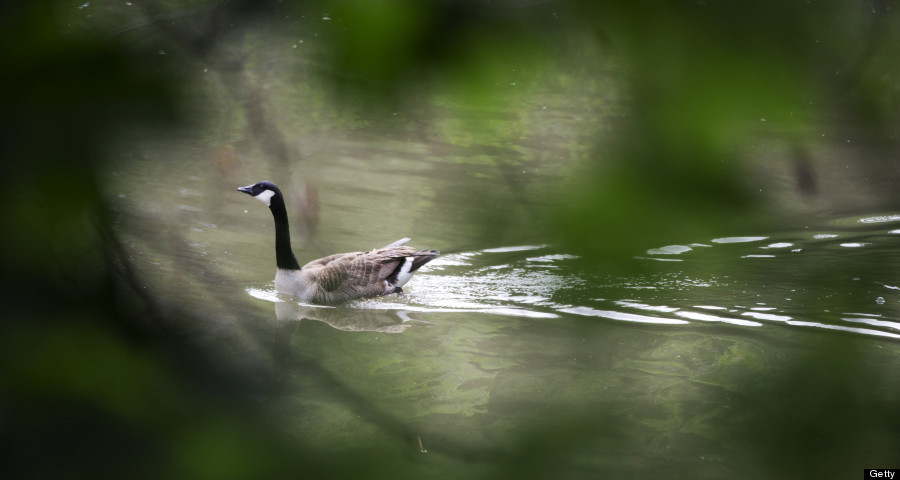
[255,189,276,206]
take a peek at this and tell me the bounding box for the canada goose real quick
[238,181,439,305]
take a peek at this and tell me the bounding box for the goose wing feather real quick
[381,237,411,248]
[304,246,420,303]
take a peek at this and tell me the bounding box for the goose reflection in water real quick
[272,300,428,367]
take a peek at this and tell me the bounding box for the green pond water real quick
[97,18,900,478]
[106,129,900,478]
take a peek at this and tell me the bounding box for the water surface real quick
[107,134,900,477]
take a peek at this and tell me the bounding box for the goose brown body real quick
[239,181,439,305]
[281,244,440,304]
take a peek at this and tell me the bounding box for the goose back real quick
[277,243,439,304]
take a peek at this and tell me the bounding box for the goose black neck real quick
[269,194,301,270]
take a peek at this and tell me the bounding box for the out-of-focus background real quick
[3,1,900,478]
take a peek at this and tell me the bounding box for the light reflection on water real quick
[245,218,900,341]
[238,220,900,472]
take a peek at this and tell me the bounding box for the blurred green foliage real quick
[3,0,900,479]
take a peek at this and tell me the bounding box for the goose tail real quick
[411,249,440,271]
[387,249,440,292]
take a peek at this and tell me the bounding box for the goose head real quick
[238,180,280,207]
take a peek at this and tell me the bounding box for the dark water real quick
[99,22,900,473]
[106,133,900,477]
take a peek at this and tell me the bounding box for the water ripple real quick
[245,228,900,341]
[559,306,689,325]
